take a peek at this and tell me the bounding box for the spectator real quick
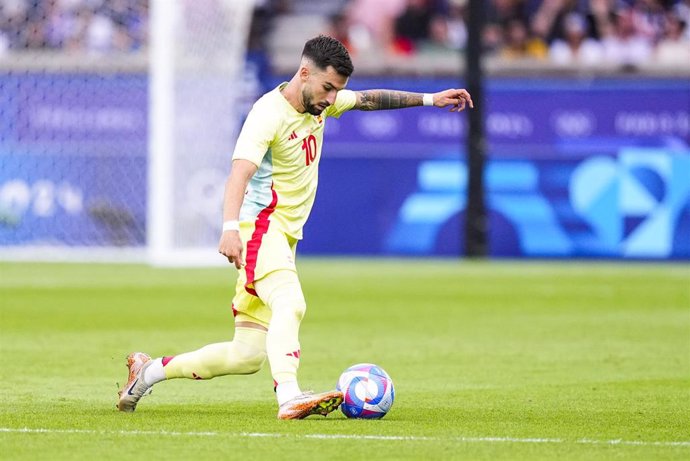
[444,0,468,50]
[488,0,527,24]
[85,7,117,54]
[500,17,548,59]
[344,0,406,54]
[549,11,604,64]
[484,0,527,51]
[414,0,468,52]
[600,7,653,67]
[0,0,148,54]
[325,11,355,55]
[532,0,570,43]
[0,0,26,53]
[590,0,617,38]
[673,0,690,40]
[630,0,667,44]
[394,0,433,54]
[654,11,690,63]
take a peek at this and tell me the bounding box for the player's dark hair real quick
[302,35,354,77]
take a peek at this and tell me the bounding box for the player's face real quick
[301,65,348,116]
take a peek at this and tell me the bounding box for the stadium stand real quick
[1,0,688,75]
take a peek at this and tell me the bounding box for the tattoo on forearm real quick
[356,90,423,111]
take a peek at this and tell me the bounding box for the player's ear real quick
[299,65,310,82]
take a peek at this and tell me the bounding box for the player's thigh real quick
[254,269,306,318]
[242,222,296,290]
[232,286,271,329]
[232,223,297,326]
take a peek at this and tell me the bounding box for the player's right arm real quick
[218,159,258,269]
[220,94,280,268]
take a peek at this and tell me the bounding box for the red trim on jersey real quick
[244,185,278,296]
[162,356,174,366]
[231,303,238,318]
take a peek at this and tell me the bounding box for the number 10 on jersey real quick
[302,135,318,166]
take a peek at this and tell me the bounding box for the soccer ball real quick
[336,363,394,419]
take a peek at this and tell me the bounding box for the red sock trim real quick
[162,356,174,366]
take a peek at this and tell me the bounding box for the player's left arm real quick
[352,88,474,112]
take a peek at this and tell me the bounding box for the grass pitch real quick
[1,259,689,460]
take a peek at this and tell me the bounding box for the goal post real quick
[148,0,255,266]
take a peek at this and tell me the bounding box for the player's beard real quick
[302,87,326,115]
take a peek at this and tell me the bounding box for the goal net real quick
[0,0,254,265]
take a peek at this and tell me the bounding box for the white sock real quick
[143,358,167,386]
[276,380,301,406]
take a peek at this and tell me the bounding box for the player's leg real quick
[254,269,343,419]
[155,287,269,382]
[117,273,269,412]
[118,222,272,412]
[117,323,267,412]
[157,326,267,380]
[254,269,304,401]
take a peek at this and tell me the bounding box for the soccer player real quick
[118,35,473,419]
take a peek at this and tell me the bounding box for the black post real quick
[464,0,487,257]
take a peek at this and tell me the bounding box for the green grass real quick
[1,260,689,460]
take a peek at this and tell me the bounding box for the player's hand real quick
[218,231,245,269]
[433,89,474,112]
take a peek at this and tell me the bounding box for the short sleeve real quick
[325,89,357,119]
[232,101,280,167]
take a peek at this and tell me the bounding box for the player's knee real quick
[256,270,306,321]
[282,302,306,323]
[232,328,267,374]
[233,341,267,374]
[273,282,307,320]
[239,350,266,374]
[293,299,306,321]
[273,294,306,322]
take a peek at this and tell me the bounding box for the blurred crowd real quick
[1,0,689,68]
[0,0,147,54]
[325,0,690,66]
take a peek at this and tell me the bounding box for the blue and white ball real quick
[336,363,394,419]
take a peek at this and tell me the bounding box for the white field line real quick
[1,428,689,447]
